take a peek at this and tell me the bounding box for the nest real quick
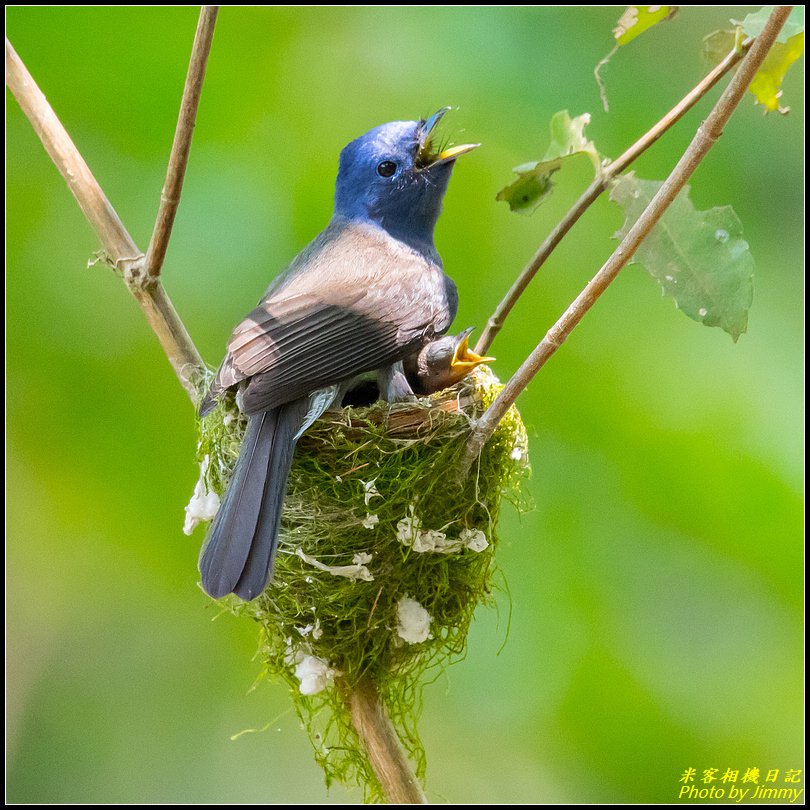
[192,367,529,800]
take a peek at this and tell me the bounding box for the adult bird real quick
[199,108,479,601]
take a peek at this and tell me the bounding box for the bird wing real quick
[209,219,447,415]
[232,292,419,413]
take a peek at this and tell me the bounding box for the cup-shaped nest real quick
[191,367,529,799]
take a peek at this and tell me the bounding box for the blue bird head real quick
[334,108,478,256]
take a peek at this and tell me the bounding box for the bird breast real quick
[269,216,454,341]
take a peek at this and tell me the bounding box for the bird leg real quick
[377,361,416,403]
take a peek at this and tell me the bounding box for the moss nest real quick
[192,367,529,800]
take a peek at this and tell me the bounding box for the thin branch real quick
[145,6,219,279]
[345,675,428,804]
[6,36,205,403]
[475,37,752,356]
[463,6,792,472]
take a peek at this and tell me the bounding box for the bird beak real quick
[417,107,480,169]
[451,327,495,370]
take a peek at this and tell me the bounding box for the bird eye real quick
[376,160,397,178]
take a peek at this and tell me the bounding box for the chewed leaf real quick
[496,111,599,214]
[701,28,744,67]
[610,174,754,341]
[596,6,678,110]
[613,5,679,46]
[747,32,804,114]
[718,8,806,114]
[736,6,804,43]
[496,159,561,213]
[545,110,601,170]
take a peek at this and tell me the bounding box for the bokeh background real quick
[7,6,803,804]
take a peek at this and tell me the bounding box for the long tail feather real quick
[199,399,307,599]
[233,399,308,600]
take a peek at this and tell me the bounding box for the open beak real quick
[451,327,495,370]
[417,107,480,169]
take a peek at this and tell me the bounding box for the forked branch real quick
[463,6,792,472]
[475,37,752,356]
[7,8,427,803]
[5,35,206,401]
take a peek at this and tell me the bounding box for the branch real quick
[145,6,219,279]
[345,675,428,804]
[5,38,140,268]
[475,37,752,356]
[9,18,428,803]
[463,6,792,471]
[5,36,206,403]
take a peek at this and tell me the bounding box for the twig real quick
[463,6,792,472]
[475,37,752,356]
[145,6,219,278]
[345,675,428,804]
[5,36,205,402]
[5,38,139,273]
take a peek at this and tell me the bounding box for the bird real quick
[198,108,479,601]
[404,327,494,395]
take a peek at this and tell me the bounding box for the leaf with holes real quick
[610,174,754,341]
[496,110,600,214]
[595,6,679,111]
[747,32,804,114]
[707,8,805,114]
[613,5,679,46]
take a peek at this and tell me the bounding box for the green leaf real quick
[748,32,804,114]
[736,6,804,44]
[701,28,744,67]
[495,161,562,214]
[545,110,601,170]
[610,174,754,341]
[613,5,679,46]
[719,8,806,114]
[496,111,600,214]
[596,6,679,111]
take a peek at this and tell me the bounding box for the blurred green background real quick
[6,6,803,804]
